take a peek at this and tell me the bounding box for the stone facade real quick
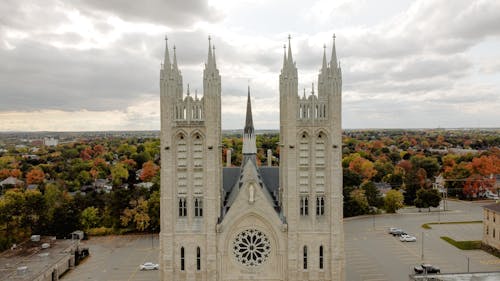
[160,35,344,281]
[483,203,500,250]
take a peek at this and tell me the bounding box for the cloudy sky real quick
[1,0,499,131]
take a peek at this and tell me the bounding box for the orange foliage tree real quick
[349,156,377,182]
[140,161,159,182]
[26,168,45,185]
[463,155,500,197]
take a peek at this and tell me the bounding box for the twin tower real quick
[160,35,344,281]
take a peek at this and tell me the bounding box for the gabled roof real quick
[220,163,281,222]
[0,177,23,186]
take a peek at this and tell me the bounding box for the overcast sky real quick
[1,0,499,131]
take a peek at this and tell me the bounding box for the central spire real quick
[242,86,257,156]
[244,86,254,135]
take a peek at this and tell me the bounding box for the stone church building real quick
[159,35,344,281]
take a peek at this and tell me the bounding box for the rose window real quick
[232,229,271,267]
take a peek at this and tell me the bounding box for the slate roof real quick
[221,165,281,222]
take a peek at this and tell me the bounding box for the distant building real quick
[0,177,24,188]
[43,137,59,147]
[483,203,500,250]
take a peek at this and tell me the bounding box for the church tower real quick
[159,36,221,281]
[160,35,344,281]
[279,35,345,280]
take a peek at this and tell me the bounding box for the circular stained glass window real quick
[232,229,271,267]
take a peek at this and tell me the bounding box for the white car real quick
[400,234,417,242]
[140,262,159,270]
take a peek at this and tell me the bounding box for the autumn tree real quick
[348,155,377,182]
[140,161,159,182]
[121,197,150,232]
[26,168,45,185]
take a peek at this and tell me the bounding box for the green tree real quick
[414,188,441,212]
[148,190,160,232]
[80,206,100,230]
[111,163,128,186]
[361,181,383,208]
[384,189,404,213]
[345,189,370,217]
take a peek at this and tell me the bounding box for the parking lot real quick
[62,200,500,281]
[345,200,500,281]
[63,234,160,281]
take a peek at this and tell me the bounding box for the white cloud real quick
[0,0,499,131]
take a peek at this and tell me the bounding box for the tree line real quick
[0,129,499,251]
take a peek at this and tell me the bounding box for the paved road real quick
[63,200,499,281]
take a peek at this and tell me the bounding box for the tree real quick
[120,197,150,232]
[148,190,160,231]
[111,163,128,186]
[384,189,404,213]
[414,188,441,212]
[345,189,370,217]
[361,181,383,208]
[348,156,377,181]
[80,206,100,230]
[26,168,45,185]
[140,161,159,182]
[343,168,362,188]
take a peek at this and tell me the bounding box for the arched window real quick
[178,197,187,217]
[319,245,324,269]
[303,246,308,270]
[300,196,309,216]
[180,247,185,271]
[196,247,201,270]
[194,198,203,217]
[316,196,325,216]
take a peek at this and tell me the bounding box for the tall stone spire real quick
[212,45,217,68]
[207,35,214,68]
[172,45,178,71]
[244,86,254,135]
[322,44,327,71]
[287,34,293,65]
[330,34,338,68]
[163,35,171,69]
[282,44,287,69]
[242,86,257,156]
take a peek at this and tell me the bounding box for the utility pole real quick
[421,232,424,261]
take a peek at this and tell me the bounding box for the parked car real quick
[140,262,159,270]
[388,227,399,234]
[391,229,407,236]
[414,263,440,274]
[400,234,417,242]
